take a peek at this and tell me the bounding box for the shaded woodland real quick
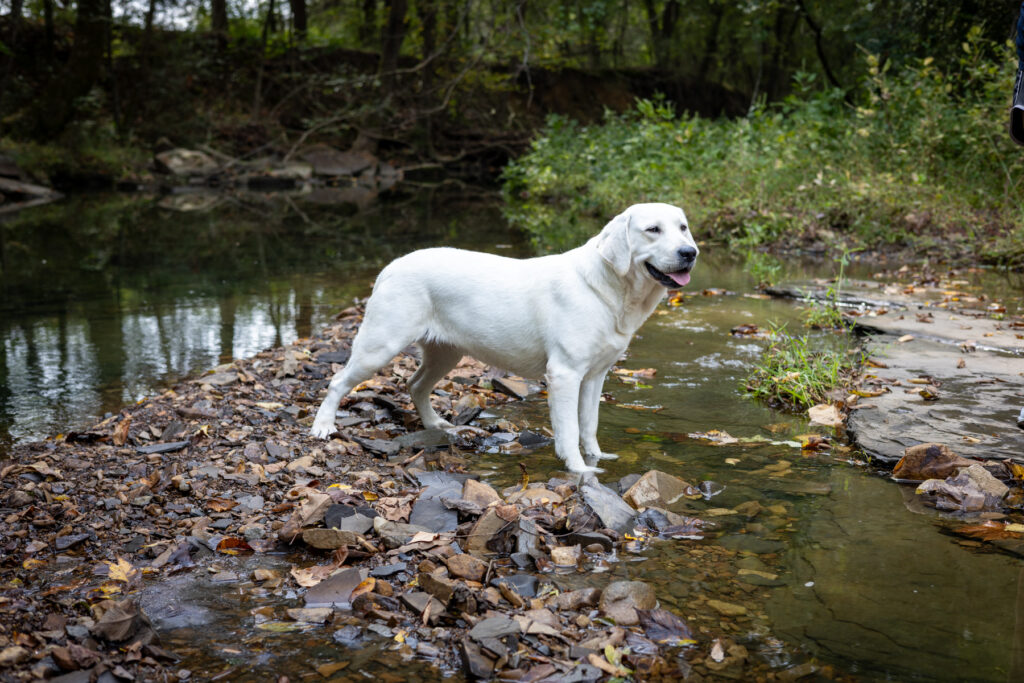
[0,0,1020,177]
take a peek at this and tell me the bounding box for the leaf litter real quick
[0,302,835,681]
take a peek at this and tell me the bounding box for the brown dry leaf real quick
[297,492,333,526]
[953,520,1024,542]
[375,494,415,522]
[112,416,132,447]
[290,563,338,588]
[897,334,914,343]
[206,498,237,512]
[214,537,253,554]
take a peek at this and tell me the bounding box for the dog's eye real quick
[645,226,661,234]
[681,225,689,233]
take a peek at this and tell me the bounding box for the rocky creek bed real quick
[0,302,838,682]
[4,259,1024,682]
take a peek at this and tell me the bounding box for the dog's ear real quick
[595,209,633,276]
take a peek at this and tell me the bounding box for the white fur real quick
[310,202,699,474]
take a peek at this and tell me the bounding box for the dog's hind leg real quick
[408,342,463,430]
[310,295,424,439]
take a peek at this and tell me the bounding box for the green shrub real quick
[503,30,1024,261]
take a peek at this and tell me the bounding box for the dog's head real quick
[594,203,699,287]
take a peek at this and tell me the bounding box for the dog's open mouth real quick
[645,262,692,288]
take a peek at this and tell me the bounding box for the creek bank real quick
[768,269,1024,520]
[0,302,816,681]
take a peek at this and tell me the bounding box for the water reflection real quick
[0,190,524,453]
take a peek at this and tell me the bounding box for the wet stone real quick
[332,625,362,647]
[492,377,530,399]
[623,470,692,509]
[373,518,432,549]
[468,615,521,641]
[395,429,455,450]
[54,534,89,550]
[460,638,495,679]
[446,554,487,582]
[617,473,642,494]
[462,479,501,508]
[302,528,363,550]
[600,581,657,626]
[518,430,551,448]
[491,574,537,598]
[409,497,458,533]
[718,535,785,554]
[563,531,613,552]
[304,568,364,608]
[581,480,636,533]
[370,562,407,578]
[236,494,264,512]
[707,599,747,617]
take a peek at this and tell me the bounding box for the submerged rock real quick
[599,580,657,626]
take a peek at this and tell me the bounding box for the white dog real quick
[310,202,698,473]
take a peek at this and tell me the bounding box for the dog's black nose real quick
[677,247,697,262]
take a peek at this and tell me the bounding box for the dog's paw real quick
[594,451,619,461]
[569,463,605,475]
[310,420,336,439]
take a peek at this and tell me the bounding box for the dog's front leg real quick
[579,370,618,461]
[547,365,602,474]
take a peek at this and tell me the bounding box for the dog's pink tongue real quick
[669,271,691,287]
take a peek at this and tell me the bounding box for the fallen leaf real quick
[206,498,238,512]
[112,416,131,447]
[897,334,914,343]
[107,557,139,585]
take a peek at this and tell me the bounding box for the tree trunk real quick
[379,0,408,87]
[289,0,306,42]
[43,0,54,60]
[697,1,724,81]
[30,0,109,138]
[359,0,377,49]
[211,0,229,45]
[642,0,681,68]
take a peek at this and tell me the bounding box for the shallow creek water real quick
[3,192,1024,680]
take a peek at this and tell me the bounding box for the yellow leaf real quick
[108,557,138,584]
[1006,523,1024,534]
[22,559,45,570]
[361,491,379,501]
[394,629,407,644]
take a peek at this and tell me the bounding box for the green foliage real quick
[744,325,861,410]
[503,35,1024,261]
[803,247,857,329]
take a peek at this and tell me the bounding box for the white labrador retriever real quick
[311,202,698,473]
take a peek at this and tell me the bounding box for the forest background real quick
[1,0,1023,262]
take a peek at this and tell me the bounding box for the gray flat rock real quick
[848,337,1024,463]
[856,309,1024,354]
[581,480,636,534]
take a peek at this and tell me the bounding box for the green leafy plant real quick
[503,36,1024,263]
[744,324,862,410]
